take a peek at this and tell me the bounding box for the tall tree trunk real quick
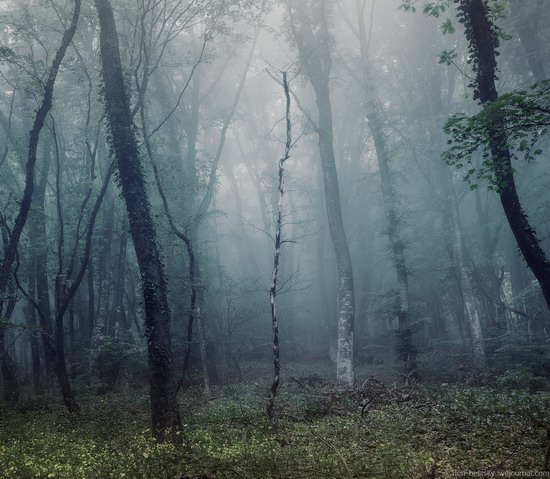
[90,192,114,388]
[286,0,355,386]
[86,247,95,343]
[364,94,416,375]
[448,186,486,372]
[94,0,181,440]
[0,228,19,406]
[425,59,487,371]
[267,71,292,429]
[347,0,415,373]
[351,0,415,374]
[314,82,355,387]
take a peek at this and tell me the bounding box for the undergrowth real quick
[0,380,549,478]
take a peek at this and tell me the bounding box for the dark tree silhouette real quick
[94,0,182,441]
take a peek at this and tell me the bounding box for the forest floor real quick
[0,359,549,479]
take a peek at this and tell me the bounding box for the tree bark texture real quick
[267,71,291,429]
[94,0,181,440]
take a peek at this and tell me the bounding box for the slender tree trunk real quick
[0,227,19,406]
[316,165,335,360]
[424,60,487,371]
[364,94,416,375]
[94,0,181,440]
[314,80,355,387]
[86,247,95,343]
[349,0,415,373]
[111,218,129,331]
[449,187,486,372]
[267,71,292,429]
[30,139,56,380]
[287,0,355,386]
[90,193,114,388]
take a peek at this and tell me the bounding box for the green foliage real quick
[423,1,451,18]
[443,80,550,189]
[439,18,455,34]
[398,0,417,13]
[0,383,548,478]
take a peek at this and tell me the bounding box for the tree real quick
[266,70,293,429]
[0,0,81,407]
[446,0,550,313]
[94,0,181,441]
[339,0,417,375]
[285,0,355,387]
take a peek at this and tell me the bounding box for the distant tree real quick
[507,0,546,82]
[339,0,417,376]
[285,0,355,387]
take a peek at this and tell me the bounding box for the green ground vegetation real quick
[1,359,549,479]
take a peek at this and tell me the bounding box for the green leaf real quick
[440,19,455,35]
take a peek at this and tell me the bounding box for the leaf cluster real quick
[443,80,550,189]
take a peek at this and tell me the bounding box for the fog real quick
[0,0,550,475]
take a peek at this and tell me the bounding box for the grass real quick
[0,361,549,478]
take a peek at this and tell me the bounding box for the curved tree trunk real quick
[94,0,181,441]
[462,0,550,312]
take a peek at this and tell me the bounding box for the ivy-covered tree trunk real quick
[94,0,181,441]
[460,0,550,311]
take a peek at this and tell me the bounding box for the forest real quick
[0,0,550,477]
